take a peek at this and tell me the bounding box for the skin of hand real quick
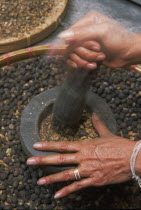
[59,11,139,69]
[65,40,104,70]
[26,114,138,199]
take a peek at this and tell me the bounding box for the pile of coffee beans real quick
[0,56,141,209]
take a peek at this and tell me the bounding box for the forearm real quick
[127,33,141,65]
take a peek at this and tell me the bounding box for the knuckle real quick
[69,53,77,61]
[91,175,105,186]
[73,29,80,41]
[67,59,77,68]
[75,47,82,52]
[90,177,96,184]
[64,171,71,181]
[84,41,94,47]
[63,186,70,195]
[58,154,66,164]
[79,60,88,67]
[46,176,53,184]
[36,157,42,164]
[75,181,82,189]
[75,153,79,162]
[69,53,74,59]
[72,154,79,164]
[76,49,95,61]
[77,152,82,162]
[60,142,68,151]
[70,53,87,67]
[86,54,96,61]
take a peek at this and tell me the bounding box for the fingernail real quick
[58,30,74,41]
[93,113,99,121]
[86,63,97,69]
[37,179,46,185]
[96,54,105,60]
[26,158,36,165]
[33,143,42,149]
[54,192,62,199]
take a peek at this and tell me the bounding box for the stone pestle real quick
[53,67,92,128]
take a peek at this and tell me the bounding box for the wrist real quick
[120,140,136,180]
[125,33,141,65]
[134,141,141,177]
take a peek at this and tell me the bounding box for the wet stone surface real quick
[0,56,141,209]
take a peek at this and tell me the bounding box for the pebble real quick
[3,205,13,210]
[1,193,7,201]
[0,173,7,181]
[13,181,19,188]
[0,185,6,190]
[31,193,38,201]
[76,196,82,201]
[9,124,15,130]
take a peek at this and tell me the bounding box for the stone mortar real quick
[20,87,117,174]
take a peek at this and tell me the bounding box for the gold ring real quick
[74,168,81,180]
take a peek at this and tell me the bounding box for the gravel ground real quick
[0,56,141,209]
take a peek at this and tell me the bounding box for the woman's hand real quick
[65,40,105,70]
[27,114,136,199]
[59,11,136,69]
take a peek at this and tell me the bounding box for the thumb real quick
[92,113,114,137]
[58,24,105,44]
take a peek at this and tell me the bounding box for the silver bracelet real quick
[130,140,141,187]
